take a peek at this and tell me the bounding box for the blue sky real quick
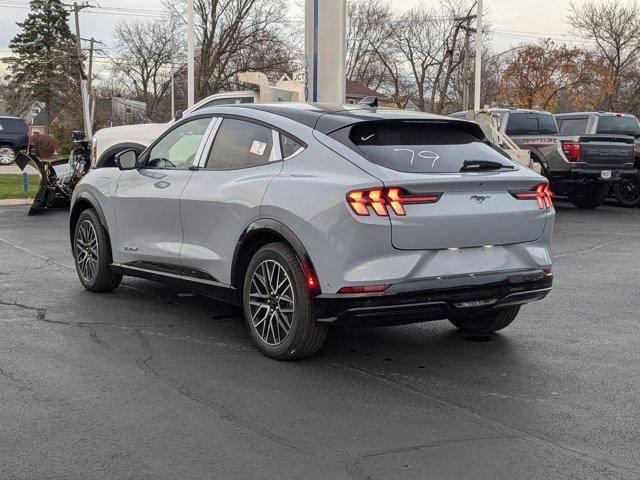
[0,0,586,59]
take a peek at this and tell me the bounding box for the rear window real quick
[338,121,513,174]
[596,116,640,137]
[558,118,588,135]
[0,118,28,134]
[506,113,558,135]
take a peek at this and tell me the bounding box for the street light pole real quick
[474,0,483,111]
[187,0,195,107]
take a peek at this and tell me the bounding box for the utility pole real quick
[171,69,175,119]
[73,2,92,139]
[187,0,195,107]
[457,14,476,111]
[474,0,483,111]
[87,37,95,94]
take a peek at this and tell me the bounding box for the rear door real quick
[179,117,284,285]
[338,120,549,250]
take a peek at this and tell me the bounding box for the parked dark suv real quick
[0,116,29,165]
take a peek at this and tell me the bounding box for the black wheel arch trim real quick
[69,191,108,245]
[230,218,320,299]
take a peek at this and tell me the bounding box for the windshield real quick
[339,121,514,174]
[596,116,640,137]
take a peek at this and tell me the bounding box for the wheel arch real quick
[230,219,319,301]
[95,142,146,168]
[69,193,111,255]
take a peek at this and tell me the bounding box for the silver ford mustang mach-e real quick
[69,104,554,359]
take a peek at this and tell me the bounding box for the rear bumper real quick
[559,168,637,183]
[313,269,552,326]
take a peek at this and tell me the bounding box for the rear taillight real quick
[561,141,581,162]
[510,183,553,209]
[346,187,441,216]
[337,284,390,294]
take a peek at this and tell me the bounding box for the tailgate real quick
[577,135,634,168]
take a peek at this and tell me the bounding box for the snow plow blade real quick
[14,151,71,215]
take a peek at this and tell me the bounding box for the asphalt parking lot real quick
[1,201,639,480]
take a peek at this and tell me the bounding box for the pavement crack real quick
[322,356,640,478]
[552,235,635,260]
[132,329,313,457]
[0,299,46,320]
[346,435,515,480]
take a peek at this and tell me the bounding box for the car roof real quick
[555,111,637,118]
[194,102,472,134]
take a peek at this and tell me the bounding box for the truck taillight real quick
[561,141,581,162]
[347,188,441,216]
[510,183,553,209]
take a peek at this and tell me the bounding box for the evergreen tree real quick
[8,0,79,124]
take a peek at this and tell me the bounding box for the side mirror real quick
[115,149,138,170]
[175,110,183,121]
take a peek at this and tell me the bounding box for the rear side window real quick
[506,113,558,135]
[558,118,588,135]
[338,121,513,174]
[596,116,640,136]
[205,118,277,169]
[280,135,304,158]
[0,118,28,134]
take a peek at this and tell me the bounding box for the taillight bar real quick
[510,183,553,209]
[347,187,441,216]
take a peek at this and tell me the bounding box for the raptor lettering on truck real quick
[521,137,557,145]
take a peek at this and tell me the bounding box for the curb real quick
[0,199,33,206]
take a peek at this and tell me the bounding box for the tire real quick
[243,242,327,360]
[613,176,640,208]
[449,305,521,334]
[568,183,609,209]
[0,145,16,165]
[73,209,122,292]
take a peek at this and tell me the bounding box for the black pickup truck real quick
[556,112,640,207]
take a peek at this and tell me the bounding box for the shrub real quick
[49,122,76,156]
[30,133,60,159]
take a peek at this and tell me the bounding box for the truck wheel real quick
[0,145,16,165]
[568,184,609,209]
[243,242,327,360]
[449,305,521,334]
[613,177,640,208]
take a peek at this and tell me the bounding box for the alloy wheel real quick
[618,177,640,203]
[249,259,295,346]
[0,147,16,165]
[76,220,99,281]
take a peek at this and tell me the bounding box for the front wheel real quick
[243,242,327,360]
[0,145,16,165]
[73,209,122,292]
[613,177,640,208]
[568,183,609,209]
[449,305,521,334]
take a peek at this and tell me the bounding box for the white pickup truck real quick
[92,72,304,168]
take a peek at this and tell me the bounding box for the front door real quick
[113,116,214,267]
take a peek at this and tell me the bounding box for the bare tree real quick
[164,0,296,99]
[111,18,182,121]
[568,0,640,110]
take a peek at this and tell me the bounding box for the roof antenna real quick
[358,96,379,108]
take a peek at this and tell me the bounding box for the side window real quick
[205,118,277,170]
[281,134,304,158]
[146,117,211,169]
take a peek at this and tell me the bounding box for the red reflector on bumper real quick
[337,284,390,294]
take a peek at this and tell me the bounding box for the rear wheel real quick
[449,305,521,334]
[568,183,609,209]
[73,209,122,292]
[243,242,327,360]
[613,176,640,208]
[0,145,16,165]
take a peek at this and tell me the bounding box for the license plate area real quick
[601,170,612,179]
